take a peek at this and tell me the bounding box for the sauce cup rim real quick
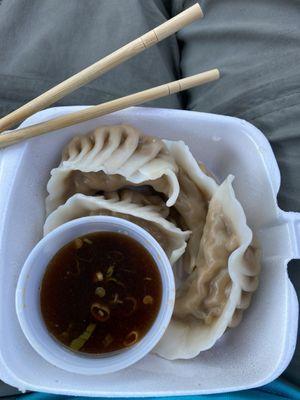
[15,216,175,375]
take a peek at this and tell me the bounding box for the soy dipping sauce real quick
[40,232,162,354]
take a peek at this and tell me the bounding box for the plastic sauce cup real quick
[16,216,175,375]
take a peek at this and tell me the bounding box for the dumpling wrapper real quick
[44,125,260,358]
[44,190,190,265]
[163,140,218,274]
[46,125,179,215]
[154,175,260,359]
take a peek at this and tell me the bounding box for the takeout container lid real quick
[0,106,299,396]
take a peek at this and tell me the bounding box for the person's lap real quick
[0,0,299,395]
[0,0,181,116]
[178,0,300,211]
[177,0,300,384]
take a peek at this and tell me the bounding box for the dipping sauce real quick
[40,232,162,354]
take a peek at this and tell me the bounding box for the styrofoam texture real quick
[0,106,299,396]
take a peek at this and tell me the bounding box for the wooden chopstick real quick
[0,3,202,133]
[0,69,220,149]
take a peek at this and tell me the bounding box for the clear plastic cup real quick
[15,216,175,375]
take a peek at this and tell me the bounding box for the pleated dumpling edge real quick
[154,175,260,360]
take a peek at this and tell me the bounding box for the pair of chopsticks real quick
[0,3,219,148]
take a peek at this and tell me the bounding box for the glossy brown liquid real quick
[40,232,162,354]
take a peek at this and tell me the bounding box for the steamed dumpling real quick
[46,125,179,215]
[44,190,190,265]
[164,140,218,274]
[44,124,261,359]
[155,176,260,359]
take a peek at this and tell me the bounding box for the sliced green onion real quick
[106,265,114,278]
[74,238,83,249]
[143,295,154,305]
[95,286,106,298]
[70,323,96,351]
[112,293,123,304]
[123,296,137,316]
[93,271,104,282]
[123,331,139,347]
[90,302,110,322]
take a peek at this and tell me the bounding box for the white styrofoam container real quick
[0,106,299,396]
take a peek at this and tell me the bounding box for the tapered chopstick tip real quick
[191,3,204,19]
[212,68,220,79]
